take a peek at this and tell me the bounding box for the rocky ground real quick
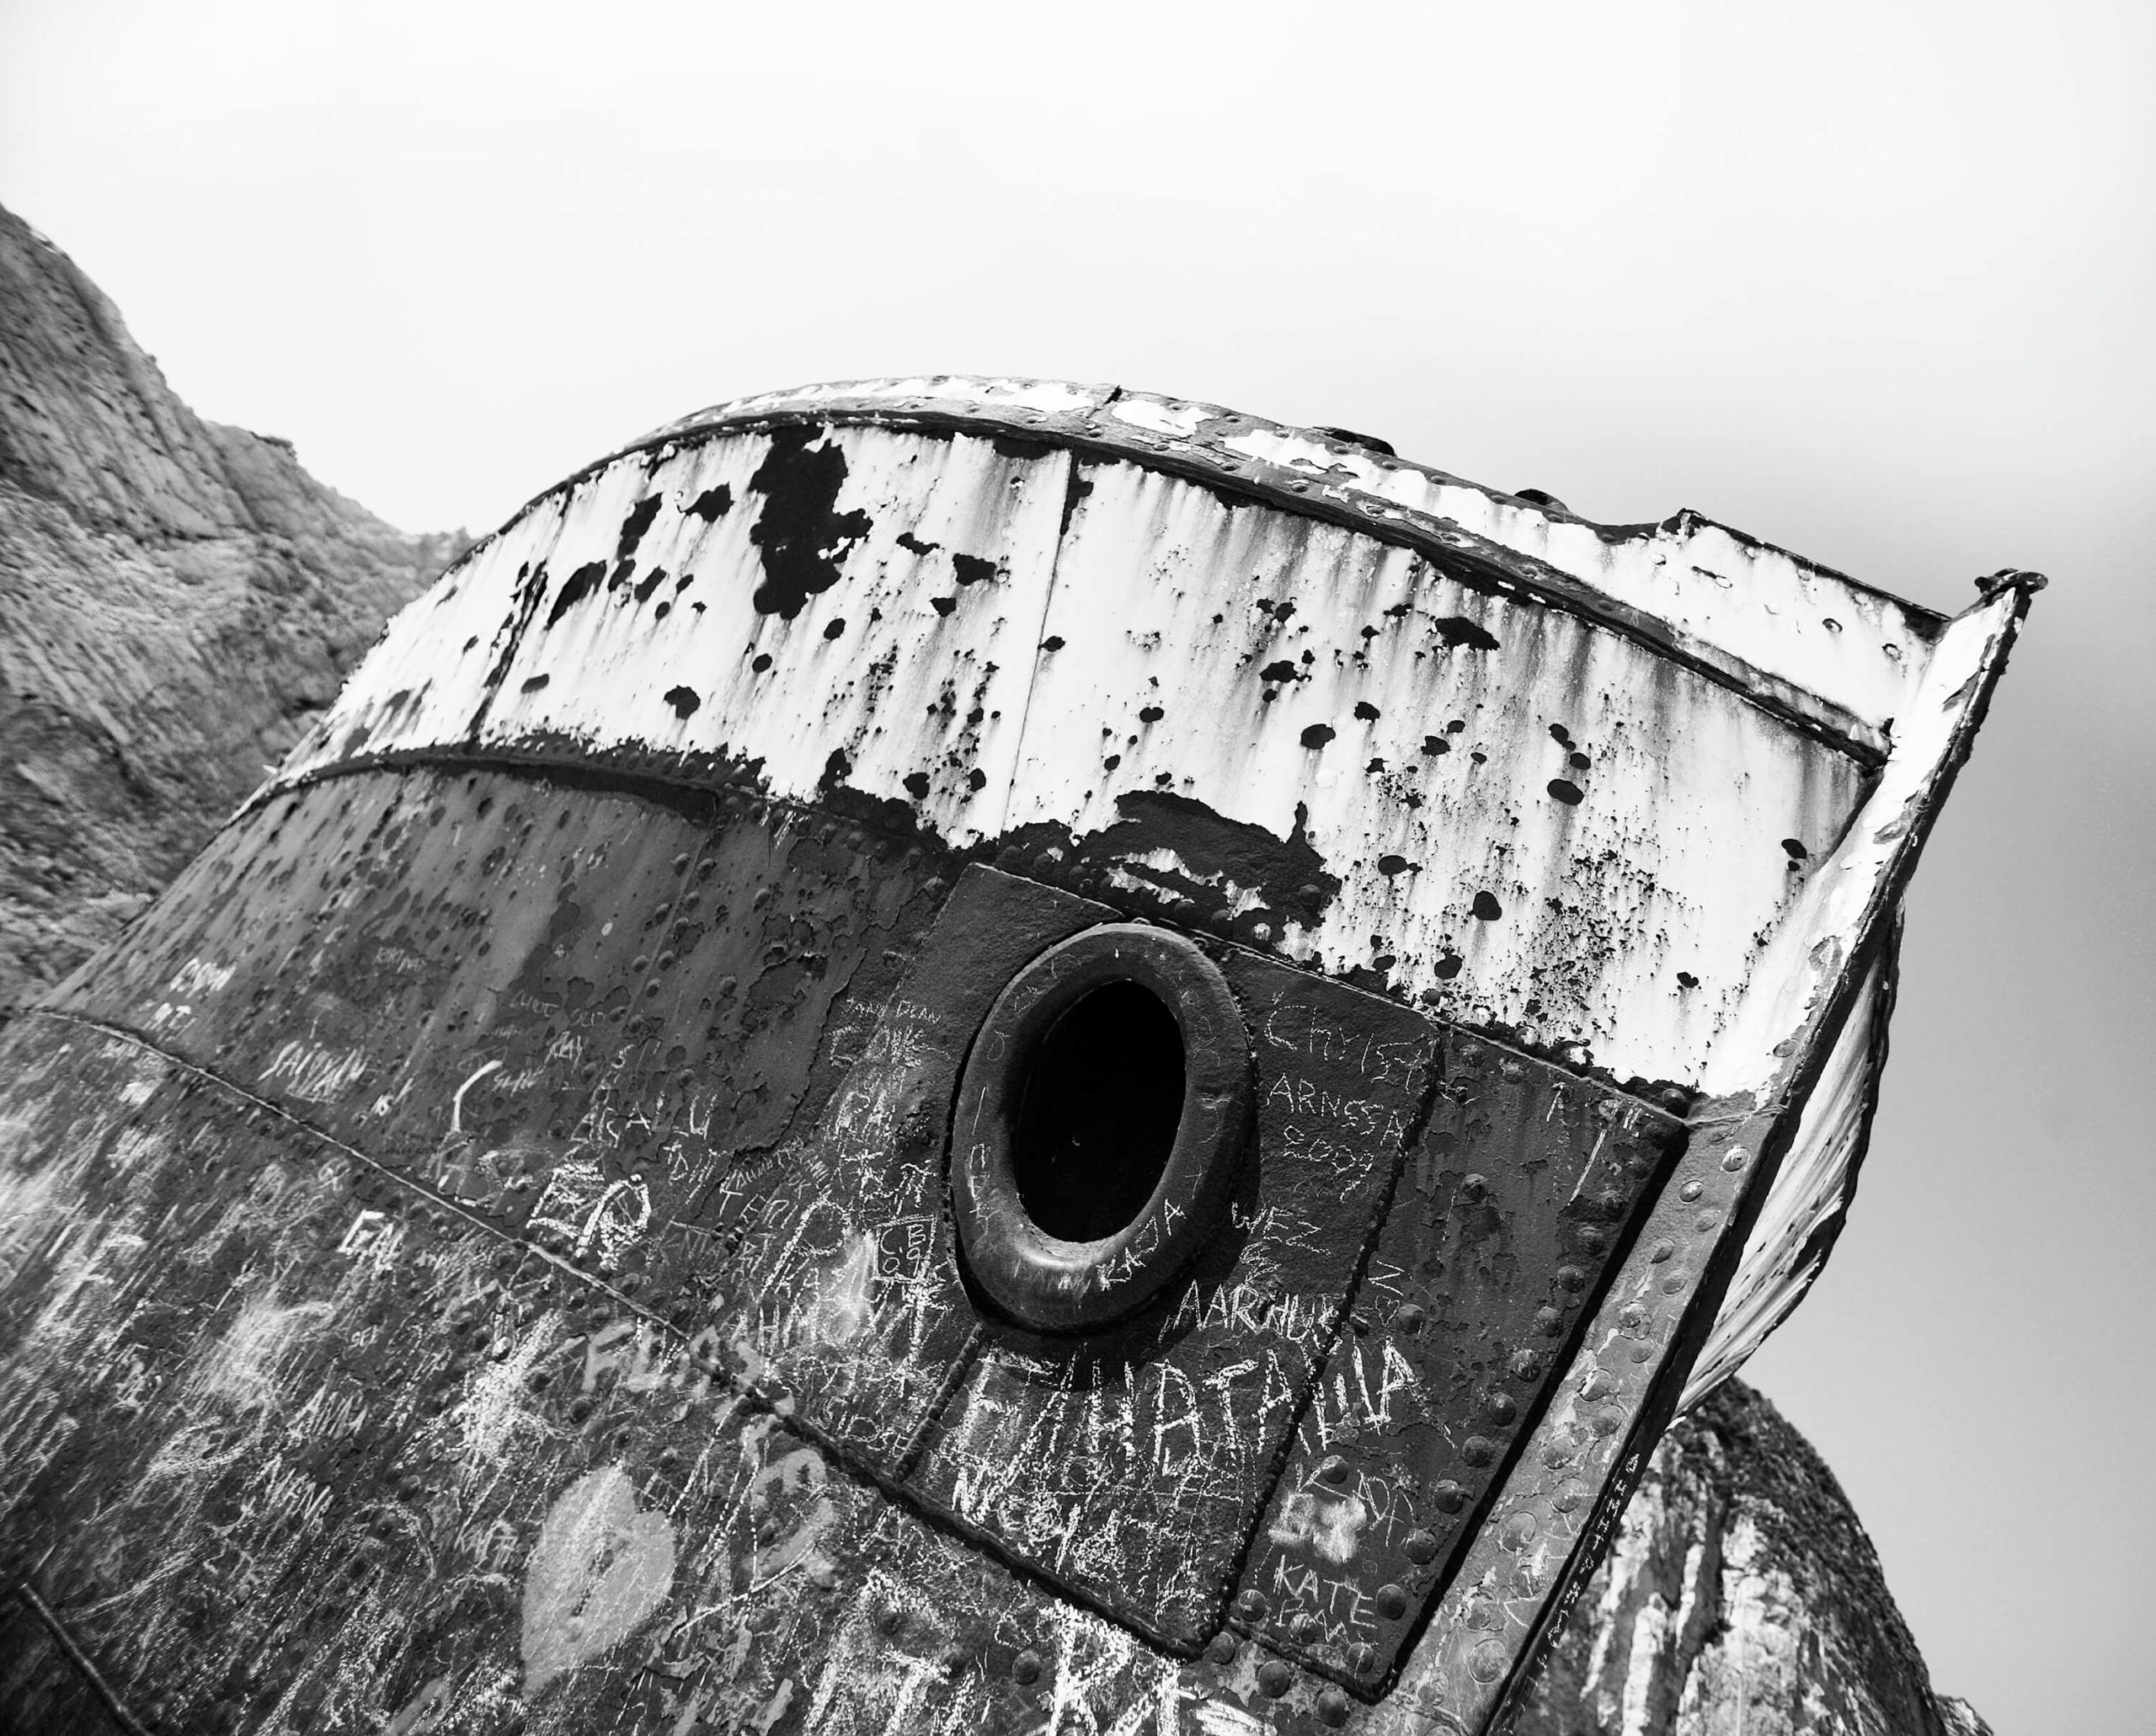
[1510,1381,1992,1736]
[0,200,1990,1735]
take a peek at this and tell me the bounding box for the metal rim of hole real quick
[952,923,1251,1333]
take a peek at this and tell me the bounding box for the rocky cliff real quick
[0,202,1988,1735]
[1509,1380,1992,1736]
[0,201,459,1018]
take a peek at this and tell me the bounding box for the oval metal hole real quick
[952,923,1251,1333]
[1011,980,1187,1243]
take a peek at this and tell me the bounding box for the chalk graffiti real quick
[1267,1485,1369,1566]
[337,1206,406,1271]
[521,1465,678,1696]
[528,1160,652,1270]
[259,1036,369,1103]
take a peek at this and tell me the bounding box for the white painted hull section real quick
[268,376,2029,1474]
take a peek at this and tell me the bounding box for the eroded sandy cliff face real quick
[1511,1380,1991,1736]
[0,201,459,1018]
[0,202,1988,1736]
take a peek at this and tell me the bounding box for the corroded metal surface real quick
[273,408,1873,1091]
[0,379,2036,1733]
[1680,942,1895,1408]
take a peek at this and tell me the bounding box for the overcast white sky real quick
[5,3,2152,1729]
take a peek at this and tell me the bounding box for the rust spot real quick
[1059,467,1093,537]
[747,426,873,618]
[1434,617,1500,652]
[616,494,663,557]
[544,560,606,629]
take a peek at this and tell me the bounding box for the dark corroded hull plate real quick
[2,765,1682,1730]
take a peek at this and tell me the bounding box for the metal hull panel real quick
[277,413,1871,1092]
[12,763,1684,1707]
[0,1023,1187,1736]
[0,378,2037,1733]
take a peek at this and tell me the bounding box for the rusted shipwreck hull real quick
[0,379,2036,1734]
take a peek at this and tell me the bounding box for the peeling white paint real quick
[269,387,1905,1093]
